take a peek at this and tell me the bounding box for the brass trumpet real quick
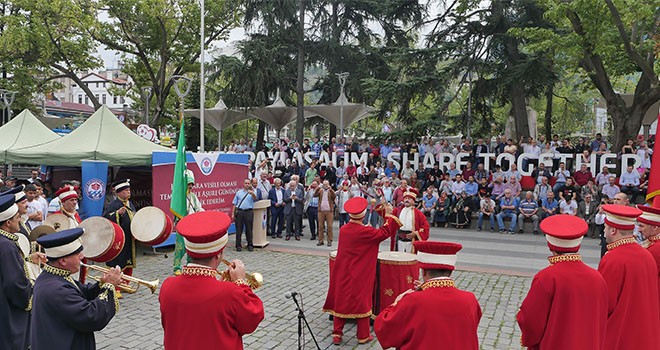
[219,259,263,290]
[81,263,159,294]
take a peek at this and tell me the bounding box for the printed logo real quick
[200,157,213,175]
[84,178,106,201]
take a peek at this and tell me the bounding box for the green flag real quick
[170,120,187,219]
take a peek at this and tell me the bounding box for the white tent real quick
[185,98,253,147]
[249,90,316,135]
[0,109,60,163]
[304,92,375,135]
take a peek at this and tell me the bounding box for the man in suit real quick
[268,178,286,239]
[283,180,304,240]
[578,194,599,238]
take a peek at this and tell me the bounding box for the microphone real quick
[285,292,298,299]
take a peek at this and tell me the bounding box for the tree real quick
[520,0,659,150]
[87,0,242,126]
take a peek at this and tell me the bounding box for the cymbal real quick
[44,214,71,232]
[29,225,56,242]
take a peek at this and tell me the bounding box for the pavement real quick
[96,221,605,349]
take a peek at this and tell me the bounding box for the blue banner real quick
[80,160,109,220]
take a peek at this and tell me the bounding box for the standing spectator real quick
[304,159,318,187]
[636,141,652,173]
[578,194,598,238]
[620,137,636,165]
[518,191,540,234]
[472,138,489,165]
[559,195,578,216]
[541,192,558,221]
[600,176,621,200]
[392,180,411,207]
[268,179,286,239]
[619,165,641,203]
[304,181,319,240]
[230,179,258,252]
[324,161,337,188]
[590,133,605,152]
[336,181,353,228]
[283,180,304,241]
[315,180,336,247]
[25,184,44,228]
[556,139,575,170]
[380,140,393,160]
[477,195,496,232]
[496,189,519,234]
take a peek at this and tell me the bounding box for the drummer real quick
[103,179,137,297]
[53,185,82,227]
[391,189,429,253]
[322,197,402,345]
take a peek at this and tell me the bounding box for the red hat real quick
[540,215,587,253]
[602,204,642,230]
[413,241,462,271]
[341,180,350,186]
[403,188,418,200]
[637,205,660,226]
[55,185,78,203]
[177,211,231,259]
[344,197,368,220]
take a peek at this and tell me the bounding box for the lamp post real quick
[466,72,474,140]
[199,0,206,152]
[141,87,152,126]
[336,72,349,139]
[0,89,16,125]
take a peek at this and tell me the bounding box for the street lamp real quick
[199,0,206,152]
[0,89,16,125]
[336,72,349,139]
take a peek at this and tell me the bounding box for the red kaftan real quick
[647,239,660,313]
[517,255,608,350]
[159,266,264,350]
[323,216,401,318]
[598,238,660,350]
[374,278,482,350]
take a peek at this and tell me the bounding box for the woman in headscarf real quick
[448,191,472,229]
[433,191,451,228]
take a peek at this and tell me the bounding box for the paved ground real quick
[97,222,605,349]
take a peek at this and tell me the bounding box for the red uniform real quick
[159,266,264,350]
[390,206,429,251]
[598,238,660,350]
[374,278,481,350]
[323,215,401,341]
[517,255,608,350]
[647,236,660,311]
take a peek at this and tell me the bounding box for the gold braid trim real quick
[548,254,582,266]
[182,266,218,278]
[234,279,249,287]
[0,228,18,242]
[43,264,71,277]
[323,309,373,319]
[419,279,455,290]
[99,283,120,313]
[649,235,660,243]
[385,214,403,227]
[606,237,637,251]
[1,229,35,310]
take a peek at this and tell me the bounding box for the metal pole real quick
[142,87,152,126]
[199,0,206,152]
[467,74,472,140]
[336,72,349,139]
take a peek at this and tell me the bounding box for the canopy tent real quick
[184,98,253,147]
[37,114,75,129]
[304,92,375,134]
[7,105,170,166]
[249,90,317,134]
[0,109,61,163]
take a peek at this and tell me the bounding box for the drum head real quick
[30,225,56,242]
[80,217,116,259]
[378,251,417,263]
[131,206,167,243]
[17,234,30,258]
[44,214,71,231]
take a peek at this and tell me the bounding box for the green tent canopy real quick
[7,105,170,166]
[0,109,61,163]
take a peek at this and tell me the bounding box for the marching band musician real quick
[637,204,660,307]
[31,228,121,350]
[322,197,403,345]
[1,185,32,238]
[517,215,608,349]
[391,189,429,252]
[0,194,37,350]
[374,241,482,350]
[53,185,82,227]
[160,211,264,349]
[103,179,137,298]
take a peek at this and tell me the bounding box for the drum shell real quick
[93,221,126,263]
[373,251,418,315]
[80,217,126,263]
[131,207,173,246]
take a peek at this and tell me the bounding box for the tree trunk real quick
[295,0,306,145]
[256,120,266,151]
[544,83,553,141]
[510,83,530,140]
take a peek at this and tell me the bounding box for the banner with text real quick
[152,152,249,219]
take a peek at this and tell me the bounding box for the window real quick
[102,94,107,104]
[113,96,117,104]
[96,82,99,88]
[78,95,83,104]
[103,82,106,88]
[120,96,125,104]
[85,96,89,105]
[95,94,100,102]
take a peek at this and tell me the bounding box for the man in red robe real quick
[159,211,264,350]
[391,189,429,252]
[374,241,481,350]
[517,215,608,349]
[53,185,82,226]
[599,204,660,350]
[323,197,402,345]
[637,204,660,307]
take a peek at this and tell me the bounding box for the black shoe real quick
[316,241,324,246]
[236,247,242,252]
[310,235,316,240]
[277,234,282,238]
[285,236,290,241]
[327,241,332,247]
[299,233,305,237]
[499,229,505,233]
[477,227,482,231]
[509,230,515,235]
[518,229,524,234]
[533,230,538,235]
[490,228,495,232]
[247,246,254,252]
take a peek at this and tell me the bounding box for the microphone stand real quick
[289,293,320,350]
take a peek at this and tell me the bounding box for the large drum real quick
[131,206,173,246]
[44,213,72,231]
[80,217,125,263]
[17,234,41,281]
[373,251,418,315]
